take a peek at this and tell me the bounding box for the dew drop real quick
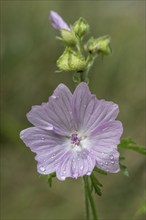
[60,175,65,180]
[80,166,83,170]
[101,152,105,156]
[87,171,91,175]
[111,161,115,164]
[41,137,45,140]
[47,125,53,130]
[52,95,57,99]
[73,165,76,170]
[105,162,108,165]
[40,166,45,172]
[73,174,78,178]
[51,154,55,159]
[110,155,114,160]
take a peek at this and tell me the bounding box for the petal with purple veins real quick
[85,100,120,135]
[27,84,73,136]
[72,82,95,131]
[56,150,96,180]
[49,11,70,31]
[20,127,71,175]
[87,121,123,173]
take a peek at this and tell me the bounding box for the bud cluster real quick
[49,11,112,83]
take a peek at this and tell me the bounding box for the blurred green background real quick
[1,1,145,220]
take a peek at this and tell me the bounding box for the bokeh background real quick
[1,1,145,220]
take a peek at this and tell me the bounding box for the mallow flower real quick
[20,83,123,181]
[49,10,70,31]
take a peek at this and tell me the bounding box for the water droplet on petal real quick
[41,137,45,140]
[101,152,105,156]
[111,161,115,164]
[73,174,78,179]
[110,155,114,160]
[105,162,108,165]
[73,165,76,170]
[80,166,83,170]
[47,125,53,130]
[87,171,91,175]
[52,95,57,99]
[51,154,55,159]
[60,175,65,180]
[40,166,45,172]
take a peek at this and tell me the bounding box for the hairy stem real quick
[83,176,98,220]
[83,176,90,220]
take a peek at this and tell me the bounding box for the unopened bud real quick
[73,17,89,38]
[85,36,111,55]
[61,29,77,46]
[57,48,87,72]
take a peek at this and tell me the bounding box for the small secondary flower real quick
[20,83,123,181]
[49,10,70,31]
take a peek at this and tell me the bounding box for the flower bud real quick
[49,11,70,31]
[85,36,111,55]
[57,48,87,72]
[61,29,77,46]
[96,36,111,55]
[73,17,89,38]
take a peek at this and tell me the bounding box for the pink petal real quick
[27,84,73,136]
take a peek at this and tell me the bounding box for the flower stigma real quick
[70,132,87,152]
[71,133,81,146]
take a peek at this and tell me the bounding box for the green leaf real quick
[90,173,102,196]
[93,167,107,175]
[118,138,146,155]
[119,156,125,161]
[120,163,129,176]
[47,173,56,187]
[136,201,146,216]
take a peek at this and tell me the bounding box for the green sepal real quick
[119,163,129,177]
[73,17,89,38]
[85,35,111,56]
[61,29,77,46]
[90,173,102,196]
[93,167,107,175]
[57,47,87,72]
[47,172,56,187]
[118,138,146,155]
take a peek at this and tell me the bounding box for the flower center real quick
[71,133,81,146]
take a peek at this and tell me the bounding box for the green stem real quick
[85,54,97,82]
[83,176,98,220]
[76,37,83,55]
[83,176,90,220]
